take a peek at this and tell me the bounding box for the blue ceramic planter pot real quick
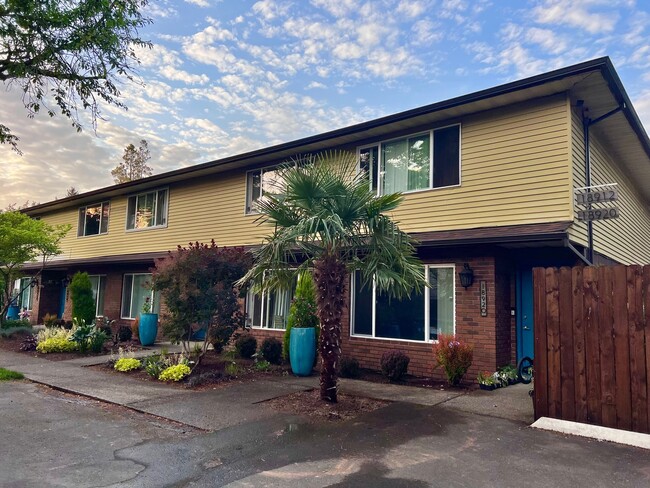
[191,328,206,341]
[139,313,158,346]
[290,327,316,376]
[6,305,20,320]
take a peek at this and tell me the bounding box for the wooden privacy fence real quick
[533,265,650,434]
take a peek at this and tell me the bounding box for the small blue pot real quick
[290,327,316,376]
[191,328,206,341]
[139,313,158,346]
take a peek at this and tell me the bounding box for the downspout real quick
[580,102,625,264]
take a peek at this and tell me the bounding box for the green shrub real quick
[118,325,132,342]
[339,357,361,379]
[69,318,106,354]
[37,326,71,343]
[260,337,282,365]
[433,334,473,386]
[89,329,108,353]
[235,335,257,359]
[380,350,410,381]
[208,324,235,354]
[284,271,319,362]
[159,364,190,381]
[254,359,271,371]
[142,354,166,378]
[36,337,77,353]
[224,361,241,377]
[69,272,95,324]
[114,358,142,372]
[0,326,33,338]
[1,319,30,330]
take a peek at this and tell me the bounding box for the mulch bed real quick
[348,368,476,391]
[265,389,390,422]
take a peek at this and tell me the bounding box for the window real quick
[245,277,298,329]
[359,125,460,195]
[126,189,168,230]
[78,202,110,236]
[88,275,106,317]
[13,278,34,310]
[351,265,455,342]
[121,273,159,319]
[245,165,287,214]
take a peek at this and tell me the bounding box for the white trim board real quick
[532,417,650,450]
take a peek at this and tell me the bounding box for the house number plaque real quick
[480,281,488,317]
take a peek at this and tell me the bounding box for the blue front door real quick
[58,287,67,319]
[517,268,534,360]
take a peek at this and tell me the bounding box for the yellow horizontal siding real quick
[41,94,574,260]
[568,108,650,264]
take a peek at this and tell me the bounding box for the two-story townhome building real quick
[20,57,650,378]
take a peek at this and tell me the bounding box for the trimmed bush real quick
[433,334,473,386]
[208,324,235,353]
[339,357,361,379]
[235,335,257,359]
[260,337,282,364]
[380,350,410,381]
[118,325,132,342]
[159,364,191,382]
[1,319,30,330]
[69,272,95,324]
[114,358,142,372]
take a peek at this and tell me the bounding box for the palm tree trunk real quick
[313,253,346,403]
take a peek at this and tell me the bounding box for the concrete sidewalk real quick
[1,350,534,430]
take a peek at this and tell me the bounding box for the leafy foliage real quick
[207,324,235,354]
[20,334,37,351]
[433,334,473,386]
[283,271,318,362]
[69,273,95,324]
[36,337,77,353]
[338,357,361,379]
[1,319,30,330]
[380,350,410,382]
[0,326,32,338]
[260,337,282,365]
[0,0,152,152]
[0,211,69,324]
[235,335,257,359]
[114,358,142,372]
[111,139,153,183]
[152,240,252,360]
[159,364,190,382]
[142,354,165,378]
[239,151,426,402]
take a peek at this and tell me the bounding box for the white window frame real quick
[356,124,462,196]
[125,188,169,231]
[246,272,298,330]
[88,275,106,318]
[78,201,110,237]
[245,160,308,215]
[120,273,156,319]
[350,264,456,343]
[14,277,34,311]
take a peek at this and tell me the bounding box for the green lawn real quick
[0,368,24,381]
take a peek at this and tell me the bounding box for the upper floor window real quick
[245,165,287,214]
[126,189,168,230]
[78,201,109,237]
[359,124,461,195]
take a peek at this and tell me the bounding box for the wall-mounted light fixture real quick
[459,263,475,289]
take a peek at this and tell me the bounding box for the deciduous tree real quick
[111,139,153,183]
[0,0,152,152]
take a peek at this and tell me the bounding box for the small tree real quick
[112,139,153,184]
[284,271,318,362]
[152,241,252,363]
[65,187,79,197]
[0,211,70,324]
[69,272,95,324]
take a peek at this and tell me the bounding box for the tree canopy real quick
[0,211,70,323]
[0,0,152,151]
[111,139,153,183]
[240,151,426,402]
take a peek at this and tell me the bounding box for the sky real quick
[1,0,650,208]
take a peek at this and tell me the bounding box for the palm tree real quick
[241,151,426,402]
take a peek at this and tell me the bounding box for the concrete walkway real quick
[0,350,534,430]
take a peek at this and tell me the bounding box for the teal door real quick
[516,268,534,360]
[58,287,66,319]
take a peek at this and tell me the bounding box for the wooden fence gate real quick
[533,265,649,434]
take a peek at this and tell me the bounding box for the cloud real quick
[185,0,210,6]
[533,0,621,34]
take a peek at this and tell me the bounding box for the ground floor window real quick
[351,265,455,342]
[246,277,298,330]
[13,277,34,310]
[88,275,106,317]
[121,273,159,319]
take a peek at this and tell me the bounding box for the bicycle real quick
[517,356,533,384]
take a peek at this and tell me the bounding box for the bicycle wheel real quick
[518,356,533,384]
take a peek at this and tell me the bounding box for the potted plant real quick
[138,296,158,346]
[286,272,319,376]
[477,371,497,391]
[498,364,519,385]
